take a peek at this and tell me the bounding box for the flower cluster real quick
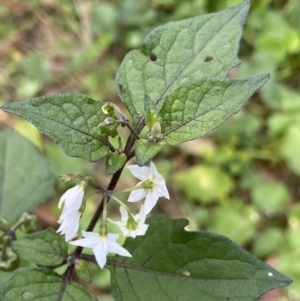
[56,161,169,269]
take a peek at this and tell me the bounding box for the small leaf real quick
[0,129,56,224]
[12,228,68,266]
[116,1,250,123]
[75,260,92,284]
[1,93,111,161]
[144,95,159,131]
[135,139,163,166]
[0,268,98,301]
[109,215,292,301]
[105,152,127,175]
[159,75,269,146]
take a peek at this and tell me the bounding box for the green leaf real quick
[159,76,269,146]
[12,228,68,266]
[135,139,163,166]
[0,268,97,301]
[1,93,111,162]
[109,215,292,301]
[116,1,250,123]
[0,129,56,224]
[105,152,127,175]
[75,260,92,284]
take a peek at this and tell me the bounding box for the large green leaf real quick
[109,215,291,301]
[159,75,269,145]
[0,268,97,301]
[116,1,250,123]
[12,228,68,266]
[0,129,56,224]
[1,93,111,161]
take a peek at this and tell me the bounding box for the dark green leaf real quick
[135,139,163,166]
[12,228,68,266]
[109,215,292,301]
[1,93,111,161]
[116,1,250,122]
[105,152,127,175]
[0,129,56,224]
[159,76,269,145]
[0,268,97,301]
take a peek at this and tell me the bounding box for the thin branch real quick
[70,114,146,277]
[120,120,140,140]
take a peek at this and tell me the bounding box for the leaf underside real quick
[0,129,56,223]
[116,1,250,123]
[1,93,110,162]
[109,215,292,301]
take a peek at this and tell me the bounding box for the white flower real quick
[57,184,84,241]
[58,185,84,213]
[128,162,169,214]
[108,205,148,238]
[57,210,81,242]
[70,231,132,268]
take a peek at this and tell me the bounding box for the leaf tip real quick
[232,0,251,27]
[259,73,271,85]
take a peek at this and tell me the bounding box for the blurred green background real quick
[0,0,300,300]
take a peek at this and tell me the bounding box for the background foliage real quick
[0,0,300,300]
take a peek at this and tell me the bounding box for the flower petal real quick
[93,241,109,268]
[149,161,158,177]
[58,185,84,211]
[107,240,132,257]
[135,224,149,236]
[143,190,159,214]
[128,165,149,181]
[155,181,170,199]
[137,205,147,222]
[119,206,129,223]
[69,237,96,248]
[82,231,99,239]
[107,233,119,242]
[128,189,147,202]
[57,211,81,242]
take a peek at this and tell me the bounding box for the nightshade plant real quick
[0,1,293,300]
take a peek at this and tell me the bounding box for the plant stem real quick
[68,118,145,283]
[73,165,124,257]
[121,120,140,140]
[73,125,139,258]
